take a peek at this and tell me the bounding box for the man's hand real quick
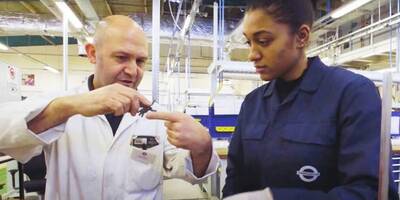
[145,112,211,154]
[146,112,212,177]
[72,83,151,117]
[224,188,274,200]
[28,83,151,134]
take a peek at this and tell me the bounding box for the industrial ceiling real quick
[0,0,392,74]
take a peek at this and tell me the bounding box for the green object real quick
[0,164,7,195]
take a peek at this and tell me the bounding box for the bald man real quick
[0,15,219,200]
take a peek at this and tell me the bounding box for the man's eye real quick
[137,59,146,66]
[116,56,128,61]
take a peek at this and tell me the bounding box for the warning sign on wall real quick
[0,61,21,103]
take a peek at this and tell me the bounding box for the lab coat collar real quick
[114,113,139,139]
[263,56,326,98]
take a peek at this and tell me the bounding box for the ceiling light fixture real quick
[331,0,373,19]
[55,1,83,29]
[44,65,60,74]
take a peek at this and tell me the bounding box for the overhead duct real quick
[0,12,81,37]
[129,13,240,39]
[0,11,237,39]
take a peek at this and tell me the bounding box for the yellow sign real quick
[215,126,235,133]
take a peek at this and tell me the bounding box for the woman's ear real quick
[85,43,96,64]
[296,25,311,48]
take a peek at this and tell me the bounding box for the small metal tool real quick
[138,100,157,117]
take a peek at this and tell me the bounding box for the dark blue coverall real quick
[222,57,399,200]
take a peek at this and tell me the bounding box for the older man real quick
[0,15,218,200]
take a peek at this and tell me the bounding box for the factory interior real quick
[1,0,400,199]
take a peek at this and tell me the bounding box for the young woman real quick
[223,0,398,199]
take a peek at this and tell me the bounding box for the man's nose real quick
[124,61,138,76]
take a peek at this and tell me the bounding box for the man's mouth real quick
[118,80,133,86]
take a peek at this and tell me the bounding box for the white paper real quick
[391,116,400,135]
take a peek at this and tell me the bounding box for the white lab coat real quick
[0,82,219,200]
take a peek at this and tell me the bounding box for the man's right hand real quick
[28,83,151,134]
[71,83,151,117]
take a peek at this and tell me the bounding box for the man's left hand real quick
[146,112,212,156]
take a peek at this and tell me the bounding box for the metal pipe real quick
[210,2,218,104]
[152,0,160,103]
[219,0,224,61]
[379,0,382,21]
[397,13,400,72]
[398,0,399,13]
[370,13,374,46]
[213,2,218,63]
[0,12,63,36]
[308,13,400,55]
[378,72,392,200]
[178,0,202,53]
[62,11,68,91]
[177,58,181,104]
[390,27,393,69]
[185,32,192,91]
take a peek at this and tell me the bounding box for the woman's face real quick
[243,8,304,81]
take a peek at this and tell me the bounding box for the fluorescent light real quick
[0,42,9,51]
[331,0,373,19]
[44,66,60,74]
[55,1,83,29]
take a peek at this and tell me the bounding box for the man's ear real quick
[85,43,96,64]
[296,25,310,49]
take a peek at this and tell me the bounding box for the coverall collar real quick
[263,56,326,98]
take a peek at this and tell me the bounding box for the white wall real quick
[20,69,92,97]
[18,68,261,114]
[19,70,259,95]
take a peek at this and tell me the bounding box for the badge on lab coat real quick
[130,135,159,164]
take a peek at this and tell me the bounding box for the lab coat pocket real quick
[127,145,162,191]
[280,122,337,146]
[242,122,269,140]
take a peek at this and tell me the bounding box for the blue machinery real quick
[391,111,400,189]
[192,105,237,139]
